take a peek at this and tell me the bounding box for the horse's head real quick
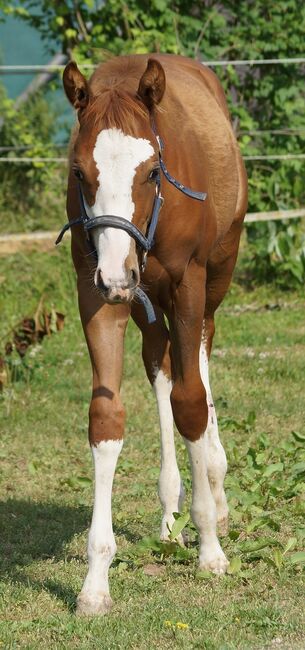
[63,59,165,305]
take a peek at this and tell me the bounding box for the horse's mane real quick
[82,86,148,134]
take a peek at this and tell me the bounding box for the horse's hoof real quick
[76,592,113,616]
[217,516,229,537]
[199,550,229,575]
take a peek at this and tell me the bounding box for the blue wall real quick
[0,15,52,98]
[0,15,73,141]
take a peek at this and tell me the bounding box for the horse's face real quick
[63,60,165,305]
[73,122,158,303]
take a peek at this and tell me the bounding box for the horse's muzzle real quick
[100,286,135,304]
[96,268,138,304]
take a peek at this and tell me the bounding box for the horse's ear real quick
[63,61,90,111]
[137,58,166,111]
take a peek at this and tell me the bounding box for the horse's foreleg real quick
[76,280,129,616]
[77,439,123,616]
[200,319,228,535]
[132,306,185,543]
[169,264,228,574]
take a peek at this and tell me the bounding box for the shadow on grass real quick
[0,498,91,611]
[0,498,141,611]
[0,499,90,569]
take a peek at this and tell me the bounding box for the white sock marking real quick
[153,369,185,540]
[79,439,123,601]
[184,436,228,572]
[199,328,228,526]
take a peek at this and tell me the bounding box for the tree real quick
[1,0,305,284]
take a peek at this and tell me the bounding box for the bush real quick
[241,220,305,288]
[0,83,66,233]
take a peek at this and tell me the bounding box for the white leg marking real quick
[153,370,185,543]
[199,334,229,534]
[184,436,228,574]
[77,439,123,616]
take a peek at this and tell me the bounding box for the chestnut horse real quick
[61,54,247,615]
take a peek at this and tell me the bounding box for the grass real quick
[0,244,304,649]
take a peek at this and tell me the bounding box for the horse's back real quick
[90,54,247,240]
[91,54,228,118]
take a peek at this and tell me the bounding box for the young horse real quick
[61,54,247,616]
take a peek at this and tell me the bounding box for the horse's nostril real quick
[97,269,109,293]
[130,268,139,286]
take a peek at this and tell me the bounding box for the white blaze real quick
[87,128,154,285]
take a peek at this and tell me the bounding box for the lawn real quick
[0,244,304,649]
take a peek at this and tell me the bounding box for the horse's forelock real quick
[81,88,149,134]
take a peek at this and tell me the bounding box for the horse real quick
[60,53,248,616]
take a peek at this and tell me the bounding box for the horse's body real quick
[63,53,247,615]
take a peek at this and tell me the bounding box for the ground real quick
[0,244,304,649]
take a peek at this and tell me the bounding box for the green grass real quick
[0,246,304,649]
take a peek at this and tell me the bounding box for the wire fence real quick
[1,56,305,73]
[1,153,305,163]
[1,126,305,154]
[2,56,305,223]
[0,206,304,256]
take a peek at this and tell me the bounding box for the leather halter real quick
[56,125,207,323]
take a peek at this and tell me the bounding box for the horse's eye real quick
[74,168,84,181]
[148,167,160,183]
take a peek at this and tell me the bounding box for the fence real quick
[1,55,305,226]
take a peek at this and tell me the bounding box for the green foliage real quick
[241,219,305,288]
[168,511,190,542]
[1,0,305,284]
[0,83,65,231]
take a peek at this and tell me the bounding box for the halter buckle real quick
[141,251,148,273]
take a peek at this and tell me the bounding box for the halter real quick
[56,125,207,323]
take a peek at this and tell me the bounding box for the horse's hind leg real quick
[169,262,228,574]
[132,305,185,543]
[200,318,228,535]
[153,364,186,543]
[203,217,245,536]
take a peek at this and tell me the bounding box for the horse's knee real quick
[170,378,208,441]
[89,394,125,444]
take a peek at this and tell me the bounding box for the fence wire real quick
[1,57,305,73]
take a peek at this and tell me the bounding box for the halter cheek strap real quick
[56,126,207,324]
[153,130,207,202]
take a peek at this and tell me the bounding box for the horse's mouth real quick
[96,281,136,305]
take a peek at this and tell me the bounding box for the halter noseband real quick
[56,125,207,323]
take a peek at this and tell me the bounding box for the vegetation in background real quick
[0,297,65,388]
[1,0,305,282]
[0,83,66,231]
[242,220,305,288]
